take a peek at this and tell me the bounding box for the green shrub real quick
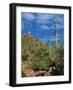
[30,47,54,71]
[21,35,64,75]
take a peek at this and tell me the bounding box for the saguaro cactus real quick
[60,34,63,48]
[55,24,58,48]
[51,36,54,47]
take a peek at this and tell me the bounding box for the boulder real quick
[21,64,36,77]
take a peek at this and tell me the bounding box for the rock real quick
[44,67,56,76]
[23,68,35,77]
[21,64,36,77]
[35,71,46,76]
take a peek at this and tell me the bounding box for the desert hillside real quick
[21,34,64,77]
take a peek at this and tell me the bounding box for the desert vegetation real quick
[21,31,64,77]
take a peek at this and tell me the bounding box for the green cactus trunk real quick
[60,34,63,48]
[56,32,58,48]
[52,36,54,47]
[55,24,58,48]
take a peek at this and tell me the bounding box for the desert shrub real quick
[31,47,54,71]
[58,48,64,55]
[55,59,64,75]
[21,35,64,76]
[22,53,28,62]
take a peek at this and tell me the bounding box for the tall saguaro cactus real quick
[60,34,63,48]
[51,35,54,47]
[55,24,58,48]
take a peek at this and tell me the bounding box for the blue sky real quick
[21,12,64,45]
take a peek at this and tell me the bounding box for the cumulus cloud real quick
[35,13,55,24]
[22,13,64,30]
[40,25,49,30]
[54,15,64,23]
[48,23,63,31]
[55,23,64,29]
[36,13,55,20]
[21,12,35,21]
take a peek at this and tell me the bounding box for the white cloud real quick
[22,13,35,21]
[35,14,64,26]
[55,23,64,29]
[54,16,64,23]
[48,23,63,31]
[40,25,49,30]
[35,19,48,24]
[37,14,55,20]
[22,13,64,28]
[35,14,55,24]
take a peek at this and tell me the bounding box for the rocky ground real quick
[21,61,64,77]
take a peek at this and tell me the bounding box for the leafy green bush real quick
[31,47,54,71]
